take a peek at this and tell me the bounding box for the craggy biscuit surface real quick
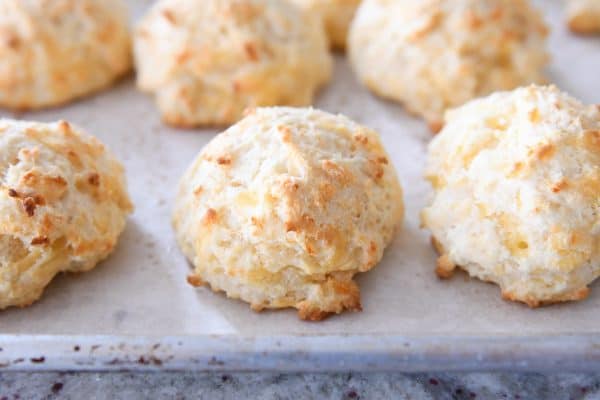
[422,85,600,307]
[134,0,332,127]
[0,0,131,110]
[348,0,548,131]
[0,119,132,309]
[290,0,361,49]
[173,107,404,320]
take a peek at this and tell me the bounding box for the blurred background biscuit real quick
[134,0,332,128]
[567,0,600,34]
[290,0,361,50]
[348,0,549,132]
[0,0,131,110]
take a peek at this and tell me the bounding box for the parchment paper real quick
[0,0,598,339]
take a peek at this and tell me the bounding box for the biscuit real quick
[0,0,132,110]
[173,107,404,320]
[348,0,549,131]
[134,0,333,128]
[421,85,600,307]
[0,119,133,309]
[289,0,361,49]
[567,0,600,34]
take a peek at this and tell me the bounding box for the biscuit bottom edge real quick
[501,286,590,308]
[429,236,592,308]
[187,270,363,321]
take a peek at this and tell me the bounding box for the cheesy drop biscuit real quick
[0,119,133,309]
[422,85,600,307]
[348,0,549,131]
[0,0,131,110]
[173,107,404,320]
[134,0,332,127]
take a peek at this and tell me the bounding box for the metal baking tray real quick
[1,0,599,372]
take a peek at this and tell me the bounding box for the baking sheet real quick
[0,0,599,371]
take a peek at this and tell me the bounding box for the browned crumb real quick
[176,51,192,65]
[187,274,205,287]
[429,120,444,134]
[216,156,232,165]
[250,216,264,229]
[368,241,377,255]
[299,295,362,321]
[298,309,335,321]
[536,144,555,160]
[58,120,71,134]
[435,254,456,279]
[162,9,177,24]
[22,196,37,217]
[277,125,292,142]
[322,160,353,185]
[243,42,259,61]
[31,236,50,246]
[551,179,568,193]
[354,134,369,145]
[465,10,483,30]
[88,172,100,186]
[4,34,20,50]
[528,108,541,123]
[250,303,265,312]
[203,208,219,225]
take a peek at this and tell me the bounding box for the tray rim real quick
[1,333,599,372]
[0,0,598,375]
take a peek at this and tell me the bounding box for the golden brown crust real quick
[297,279,362,321]
[502,287,590,308]
[435,254,456,279]
[187,274,205,287]
[189,269,363,321]
[428,120,444,134]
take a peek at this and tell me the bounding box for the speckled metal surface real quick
[1,372,600,399]
[0,0,598,373]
